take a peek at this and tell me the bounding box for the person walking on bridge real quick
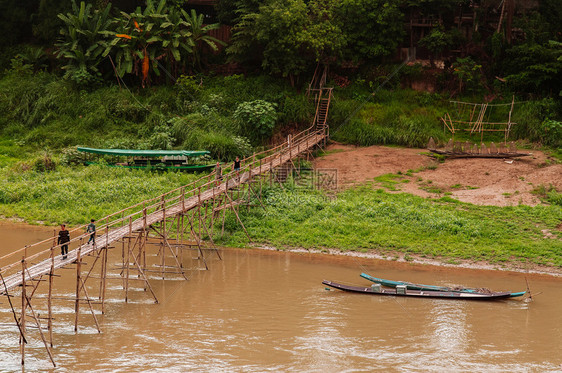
[58,224,70,260]
[215,162,222,186]
[87,219,96,245]
[233,156,241,172]
[233,156,241,181]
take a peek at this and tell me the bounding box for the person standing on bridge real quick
[87,219,96,245]
[58,224,70,260]
[215,162,222,186]
[233,156,241,181]
[233,156,241,172]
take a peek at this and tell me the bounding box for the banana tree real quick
[161,7,194,77]
[182,9,225,70]
[56,1,113,85]
[103,0,192,86]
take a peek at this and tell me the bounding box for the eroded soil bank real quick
[314,143,562,207]
[311,142,561,276]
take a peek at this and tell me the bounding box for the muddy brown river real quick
[1,222,561,372]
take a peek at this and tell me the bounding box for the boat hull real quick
[323,280,513,300]
[360,273,526,298]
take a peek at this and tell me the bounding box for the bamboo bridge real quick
[0,88,332,367]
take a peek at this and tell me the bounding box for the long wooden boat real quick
[323,280,513,300]
[84,161,214,172]
[360,273,526,298]
[77,147,213,172]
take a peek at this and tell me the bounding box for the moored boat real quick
[77,147,214,172]
[323,280,514,300]
[360,273,526,298]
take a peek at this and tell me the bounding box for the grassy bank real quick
[216,186,562,268]
[0,72,313,161]
[0,164,200,224]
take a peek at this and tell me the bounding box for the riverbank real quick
[216,185,561,268]
[258,244,562,278]
[1,218,559,278]
[1,146,560,273]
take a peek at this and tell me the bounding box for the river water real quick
[1,222,561,372]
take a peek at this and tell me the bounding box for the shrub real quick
[540,119,562,147]
[32,151,57,172]
[60,147,87,166]
[511,98,559,143]
[234,100,278,144]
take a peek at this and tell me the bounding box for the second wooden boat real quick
[323,280,513,300]
[360,273,526,298]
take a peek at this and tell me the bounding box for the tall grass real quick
[330,89,447,147]
[0,164,200,224]
[217,186,562,267]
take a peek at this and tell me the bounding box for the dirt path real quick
[314,143,562,207]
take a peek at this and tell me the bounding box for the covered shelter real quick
[77,147,213,172]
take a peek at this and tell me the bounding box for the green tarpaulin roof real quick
[77,147,210,157]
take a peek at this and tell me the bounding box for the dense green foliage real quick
[0,72,315,157]
[54,0,224,86]
[335,0,403,64]
[56,1,113,85]
[217,186,562,267]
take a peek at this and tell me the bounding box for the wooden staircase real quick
[313,87,333,133]
[315,88,332,127]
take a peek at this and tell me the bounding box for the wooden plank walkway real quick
[0,131,326,294]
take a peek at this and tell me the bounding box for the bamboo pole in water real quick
[21,258,27,366]
[74,244,82,332]
[48,247,54,346]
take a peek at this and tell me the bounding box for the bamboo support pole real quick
[74,243,82,332]
[0,116,328,367]
[78,275,101,333]
[224,191,251,242]
[161,206,167,279]
[185,210,208,270]
[48,247,54,346]
[101,247,108,313]
[127,237,159,304]
[180,213,185,266]
[21,258,27,366]
[22,290,56,367]
[124,228,134,302]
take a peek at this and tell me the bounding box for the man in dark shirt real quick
[233,156,241,172]
[87,219,96,245]
[233,157,241,181]
[58,224,70,259]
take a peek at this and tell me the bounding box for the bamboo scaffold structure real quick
[0,94,331,367]
[441,97,517,144]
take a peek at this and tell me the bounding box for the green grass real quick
[373,173,405,191]
[0,164,201,224]
[0,72,314,161]
[532,184,562,206]
[216,186,562,267]
[329,89,448,148]
[1,72,560,269]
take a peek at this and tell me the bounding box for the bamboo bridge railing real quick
[0,112,330,367]
[0,84,331,366]
[0,125,327,294]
